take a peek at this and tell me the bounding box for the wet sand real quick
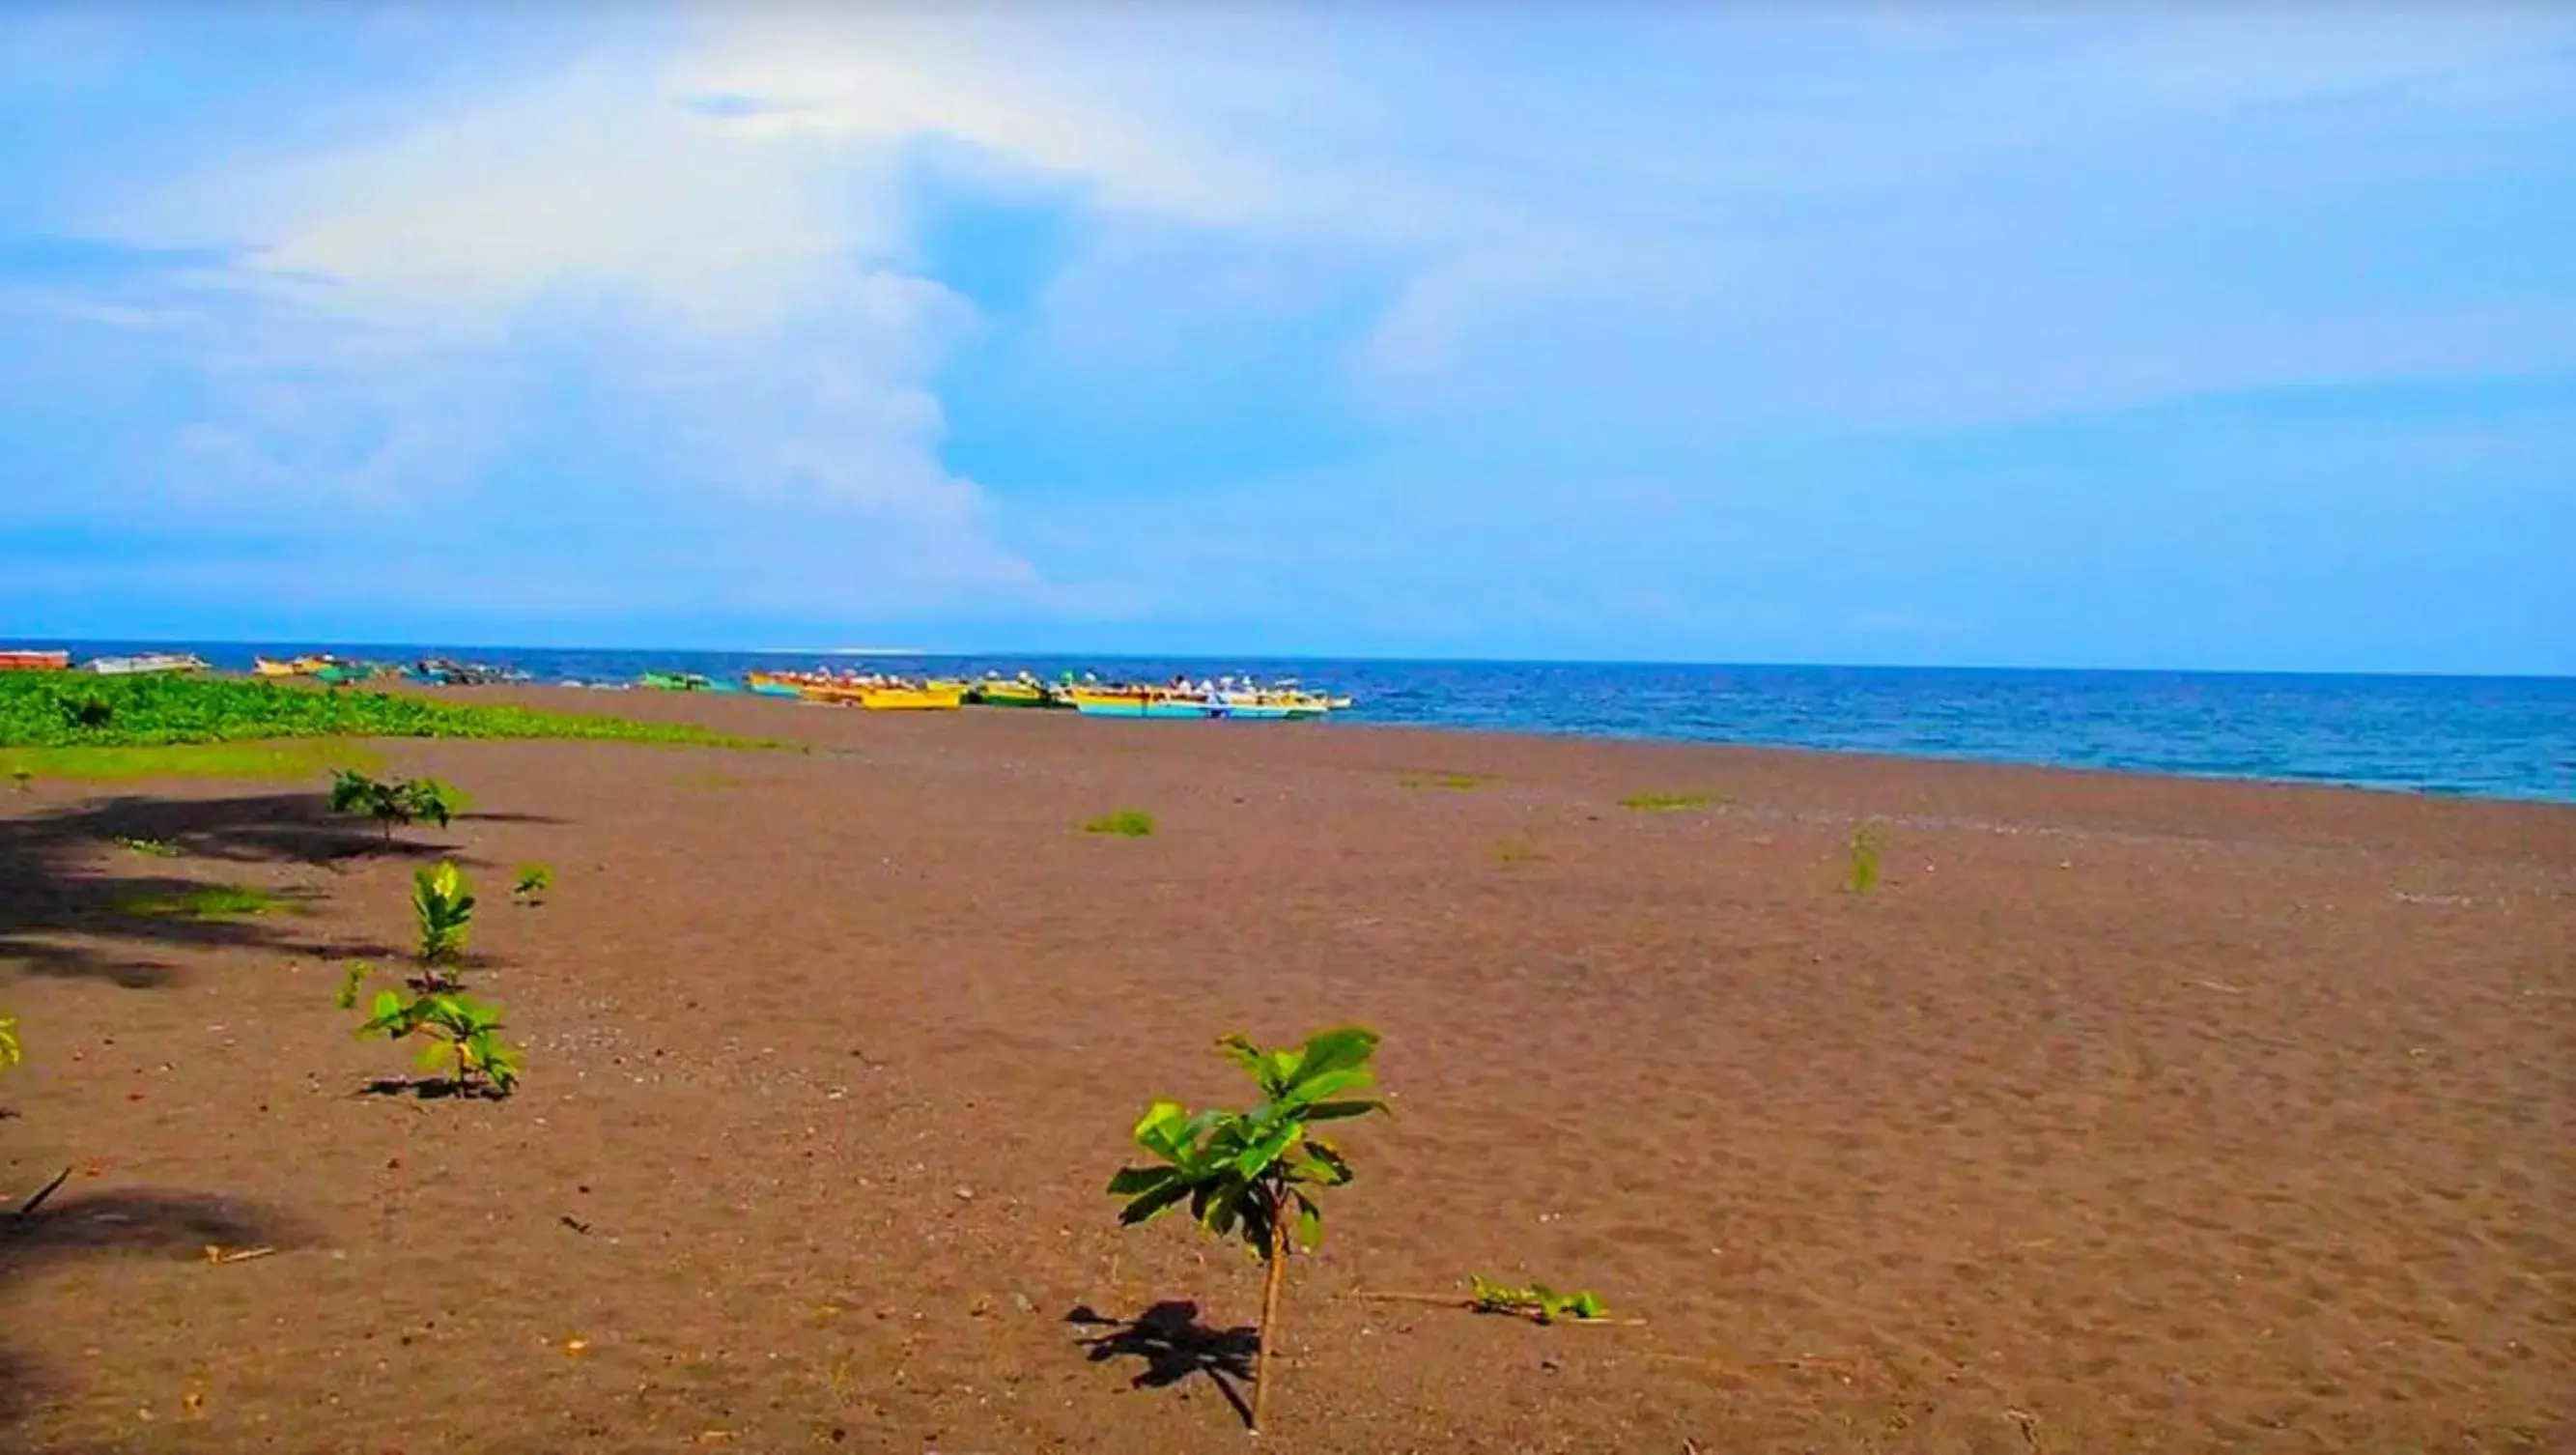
[2,690,2570,1452]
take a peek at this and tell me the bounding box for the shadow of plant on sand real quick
[0,1186,315,1427]
[1067,1301,1259,1427]
[0,791,510,989]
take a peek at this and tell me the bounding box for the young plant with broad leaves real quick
[328,769,462,841]
[412,861,476,977]
[337,964,521,1098]
[1109,1025,1386,1433]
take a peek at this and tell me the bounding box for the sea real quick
[31,642,2576,805]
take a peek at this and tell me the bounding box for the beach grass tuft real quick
[115,836,185,857]
[110,883,283,920]
[0,741,383,783]
[1082,809,1157,838]
[1844,823,1885,895]
[1617,791,1727,813]
[1492,835,1543,866]
[1400,772,1490,790]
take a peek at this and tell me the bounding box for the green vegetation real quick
[329,769,463,840]
[1468,1274,1611,1325]
[0,1013,20,1070]
[1082,809,1157,838]
[0,671,750,751]
[115,836,184,857]
[1492,835,1543,867]
[0,741,379,783]
[1110,1026,1387,1432]
[1400,772,1489,790]
[1617,791,1726,813]
[1844,823,1884,895]
[411,861,476,968]
[511,863,553,903]
[338,861,519,1098]
[111,884,281,920]
[338,965,522,1098]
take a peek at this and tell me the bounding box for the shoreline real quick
[13,651,2569,804]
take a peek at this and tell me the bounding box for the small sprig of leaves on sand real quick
[1844,823,1884,895]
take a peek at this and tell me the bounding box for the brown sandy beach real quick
[2,690,2569,1452]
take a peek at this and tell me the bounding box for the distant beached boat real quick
[85,652,208,676]
[965,675,1067,709]
[1067,689,1213,720]
[0,648,71,671]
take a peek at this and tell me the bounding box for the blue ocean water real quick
[31,642,2576,804]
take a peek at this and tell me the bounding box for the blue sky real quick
[2,5,2571,671]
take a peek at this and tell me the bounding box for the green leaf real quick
[1292,1191,1324,1249]
[1287,1026,1379,1088]
[1301,1098,1382,1122]
[1293,1141,1354,1184]
[1132,1100,1196,1160]
[1106,1166,1174,1197]
[1283,1066,1375,1104]
[1117,1177,1197,1226]
[1231,1119,1303,1179]
[1216,1033,1263,1076]
[1199,1186,1242,1240]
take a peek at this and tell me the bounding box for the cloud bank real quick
[2,4,2570,669]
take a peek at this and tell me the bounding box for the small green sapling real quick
[511,863,553,903]
[411,861,476,973]
[0,1013,20,1070]
[1109,1025,1386,1433]
[1844,823,1884,895]
[338,963,521,1098]
[329,769,463,841]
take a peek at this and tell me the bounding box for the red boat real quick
[0,649,71,671]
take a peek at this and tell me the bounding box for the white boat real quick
[85,652,209,676]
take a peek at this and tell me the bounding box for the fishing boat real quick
[0,648,71,671]
[1066,687,1214,720]
[254,654,348,678]
[965,673,1069,709]
[85,652,208,676]
[412,658,531,686]
[755,666,963,709]
[638,670,736,693]
[857,683,965,710]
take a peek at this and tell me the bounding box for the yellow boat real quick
[856,684,964,711]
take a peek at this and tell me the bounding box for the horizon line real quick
[10,635,2573,684]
